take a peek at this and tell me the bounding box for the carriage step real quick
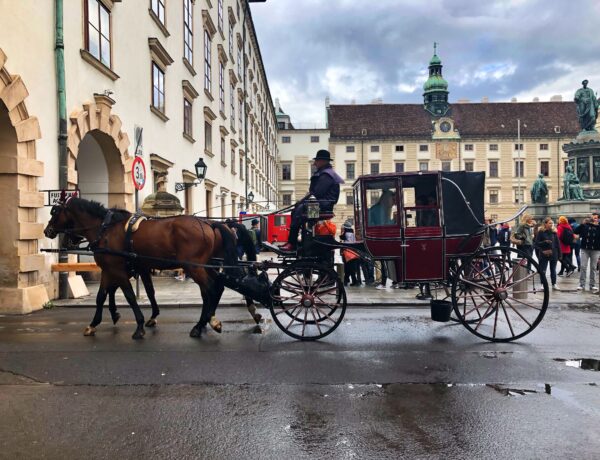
[262,241,295,255]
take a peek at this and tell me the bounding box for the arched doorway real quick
[0,48,48,313]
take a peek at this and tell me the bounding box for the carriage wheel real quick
[270,264,347,341]
[451,246,549,342]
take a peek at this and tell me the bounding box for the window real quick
[489,144,498,151]
[310,136,320,143]
[441,161,451,172]
[370,162,380,175]
[282,194,292,206]
[237,45,242,78]
[370,145,380,153]
[489,190,499,204]
[515,143,524,151]
[231,148,236,174]
[366,180,398,226]
[85,0,112,67]
[540,160,550,177]
[220,137,226,165]
[152,62,165,113]
[540,143,549,151]
[183,0,193,65]
[204,30,212,92]
[238,97,243,133]
[464,144,474,151]
[282,136,291,143]
[204,121,212,152]
[217,0,223,31]
[515,160,524,178]
[564,160,570,173]
[464,161,474,172]
[151,0,165,25]
[346,162,355,180]
[230,84,235,127]
[395,162,404,173]
[346,146,355,153]
[419,161,429,171]
[281,163,291,181]
[395,145,404,152]
[346,192,354,206]
[240,157,244,179]
[515,188,524,204]
[489,160,498,178]
[419,145,429,152]
[228,22,234,57]
[183,98,192,137]
[277,121,285,129]
[219,62,225,113]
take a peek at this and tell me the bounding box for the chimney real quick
[533,97,539,102]
[371,97,383,104]
[351,99,356,105]
[550,95,563,102]
[325,96,330,108]
[511,97,517,102]
[481,96,489,103]
[275,98,281,111]
[456,98,470,103]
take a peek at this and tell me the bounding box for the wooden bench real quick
[51,262,101,272]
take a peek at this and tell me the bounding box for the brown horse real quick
[44,197,240,339]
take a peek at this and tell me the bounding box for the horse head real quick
[44,196,78,240]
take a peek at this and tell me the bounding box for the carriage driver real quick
[280,149,344,252]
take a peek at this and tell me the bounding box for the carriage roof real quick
[353,170,485,236]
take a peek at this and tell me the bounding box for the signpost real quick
[44,189,79,206]
[131,130,145,299]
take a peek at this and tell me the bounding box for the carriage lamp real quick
[247,191,254,204]
[306,195,320,219]
[175,158,208,192]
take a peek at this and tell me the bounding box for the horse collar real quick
[91,210,114,249]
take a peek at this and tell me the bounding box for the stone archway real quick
[67,94,133,210]
[0,48,49,313]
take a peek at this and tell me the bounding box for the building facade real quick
[0,0,277,313]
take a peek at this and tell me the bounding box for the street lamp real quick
[175,158,207,192]
[247,191,254,203]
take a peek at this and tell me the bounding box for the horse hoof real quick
[132,328,145,340]
[189,326,202,338]
[111,312,121,325]
[253,313,263,324]
[145,318,157,328]
[209,317,222,333]
[83,326,96,336]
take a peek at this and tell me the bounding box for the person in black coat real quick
[280,150,344,251]
[534,217,562,290]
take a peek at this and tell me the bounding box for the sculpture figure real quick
[574,80,599,132]
[530,174,548,204]
[562,165,585,200]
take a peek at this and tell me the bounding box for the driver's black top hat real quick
[313,149,332,161]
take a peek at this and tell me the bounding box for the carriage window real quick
[365,180,397,226]
[354,186,362,239]
[274,215,287,227]
[401,175,439,228]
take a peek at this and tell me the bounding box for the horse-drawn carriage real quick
[44,170,549,343]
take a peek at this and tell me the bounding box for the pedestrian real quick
[511,213,535,260]
[250,218,262,254]
[340,221,360,286]
[498,222,511,258]
[534,217,561,290]
[569,217,582,271]
[374,260,388,290]
[573,212,600,292]
[489,220,499,247]
[556,215,576,277]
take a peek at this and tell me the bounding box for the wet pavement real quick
[1,305,600,459]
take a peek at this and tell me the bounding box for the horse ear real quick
[59,190,66,202]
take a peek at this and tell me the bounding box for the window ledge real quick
[150,105,169,122]
[205,148,214,158]
[220,110,227,120]
[148,8,170,37]
[80,49,119,81]
[221,161,227,167]
[204,89,214,101]
[183,132,196,143]
[182,57,196,76]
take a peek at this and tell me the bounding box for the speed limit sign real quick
[131,156,146,191]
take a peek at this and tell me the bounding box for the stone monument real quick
[141,174,184,217]
[530,174,548,204]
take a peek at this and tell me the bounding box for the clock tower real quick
[423,42,450,116]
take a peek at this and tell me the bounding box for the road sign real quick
[44,189,79,206]
[131,156,146,191]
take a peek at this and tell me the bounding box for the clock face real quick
[440,121,452,133]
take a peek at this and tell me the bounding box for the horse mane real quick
[69,197,131,223]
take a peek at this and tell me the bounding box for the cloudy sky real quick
[250,0,600,126]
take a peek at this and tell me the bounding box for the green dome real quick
[423,75,448,93]
[429,53,442,65]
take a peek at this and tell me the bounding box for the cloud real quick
[250,0,600,121]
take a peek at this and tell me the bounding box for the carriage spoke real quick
[459,278,495,293]
[502,298,533,327]
[501,302,516,337]
[504,295,542,311]
[309,308,323,335]
[275,302,303,316]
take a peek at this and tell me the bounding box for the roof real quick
[328,102,580,140]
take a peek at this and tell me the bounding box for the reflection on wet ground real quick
[555,358,600,371]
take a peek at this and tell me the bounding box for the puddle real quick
[554,358,600,371]
[487,384,537,396]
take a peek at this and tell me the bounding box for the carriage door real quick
[401,174,444,281]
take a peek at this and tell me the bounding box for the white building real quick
[0,0,277,313]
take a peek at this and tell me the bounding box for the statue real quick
[530,174,548,203]
[574,80,599,132]
[562,165,585,200]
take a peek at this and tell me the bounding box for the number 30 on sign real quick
[131,156,146,191]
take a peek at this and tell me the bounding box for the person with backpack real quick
[574,212,600,292]
[250,218,262,253]
[569,217,582,271]
[534,217,562,290]
[557,215,576,277]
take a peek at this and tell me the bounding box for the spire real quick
[423,42,449,116]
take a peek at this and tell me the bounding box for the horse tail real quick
[230,222,257,262]
[215,223,241,276]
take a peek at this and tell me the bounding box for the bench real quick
[51,262,101,272]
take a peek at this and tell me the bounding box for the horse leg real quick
[208,277,225,333]
[141,271,160,328]
[108,287,121,325]
[119,281,146,340]
[85,283,109,336]
[245,297,262,324]
[188,269,211,338]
